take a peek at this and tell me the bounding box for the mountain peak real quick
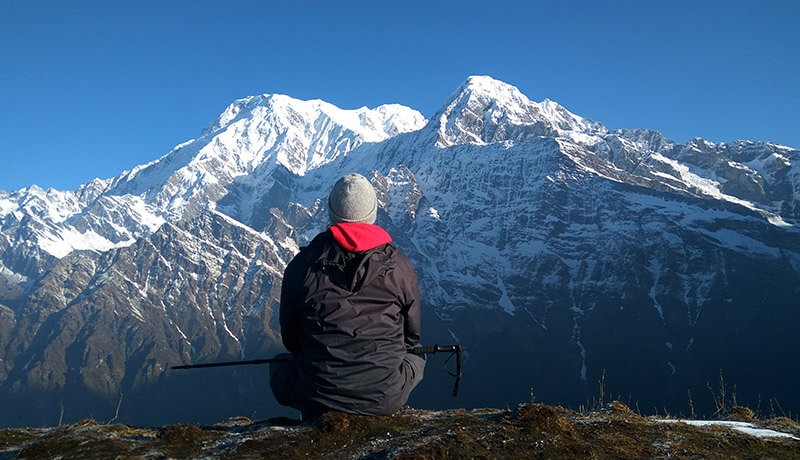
[432,76,604,148]
[459,75,527,101]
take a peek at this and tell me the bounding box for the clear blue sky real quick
[1,0,798,191]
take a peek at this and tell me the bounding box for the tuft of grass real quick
[762,417,800,437]
[726,406,757,423]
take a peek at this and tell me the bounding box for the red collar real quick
[329,222,392,252]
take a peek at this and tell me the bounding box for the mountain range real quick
[1,76,798,426]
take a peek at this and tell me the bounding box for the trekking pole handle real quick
[411,344,460,355]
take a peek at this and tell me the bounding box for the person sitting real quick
[270,172,425,420]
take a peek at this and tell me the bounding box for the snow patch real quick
[0,196,16,217]
[571,299,588,381]
[657,420,800,441]
[38,228,134,258]
[129,304,145,322]
[496,273,515,314]
[700,228,781,257]
[647,257,664,321]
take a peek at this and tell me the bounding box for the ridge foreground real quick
[1,403,799,459]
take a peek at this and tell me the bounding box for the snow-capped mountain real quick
[433,75,605,148]
[1,76,798,426]
[0,95,425,260]
[107,95,426,218]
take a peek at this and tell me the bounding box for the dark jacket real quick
[278,222,422,415]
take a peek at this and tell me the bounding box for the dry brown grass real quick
[1,402,798,459]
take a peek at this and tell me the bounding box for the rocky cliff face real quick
[0,76,798,426]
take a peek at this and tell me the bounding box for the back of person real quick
[270,173,425,419]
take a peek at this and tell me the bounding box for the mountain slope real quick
[0,76,798,426]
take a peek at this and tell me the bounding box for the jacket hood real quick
[329,222,392,252]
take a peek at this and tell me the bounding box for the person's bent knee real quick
[405,353,425,390]
[269,353,299,407]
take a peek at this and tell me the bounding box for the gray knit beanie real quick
[328,173,378,224]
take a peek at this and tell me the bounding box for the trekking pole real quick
[171,356,290,370]
[172,344,464,397]
[411,344,462,397]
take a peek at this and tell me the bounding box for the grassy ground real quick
[1,402,798,459]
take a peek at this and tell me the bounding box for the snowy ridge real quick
[206,95,425,143]
[106,93,426,217]
[3,76,796,266]
[0,186,83,223]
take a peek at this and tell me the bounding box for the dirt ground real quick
[2,402,799,459]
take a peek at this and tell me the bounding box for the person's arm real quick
[279,257,303,354]
[404,295,422,349]
[400,256,422,349]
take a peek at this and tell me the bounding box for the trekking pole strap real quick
[453,350,462,397]
[411,344,462,397]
